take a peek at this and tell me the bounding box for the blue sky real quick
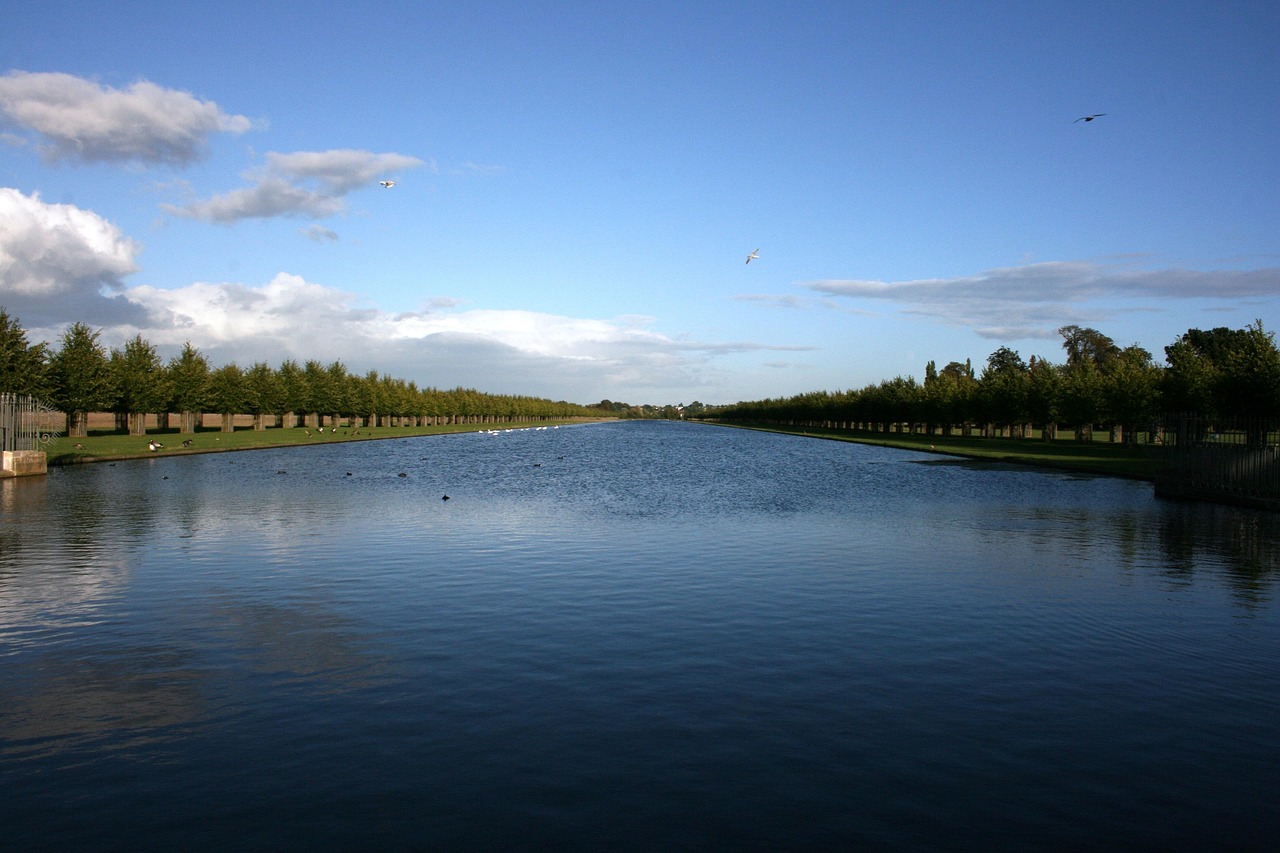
[2,1,1277,405]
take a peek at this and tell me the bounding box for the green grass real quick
[701,422,1163,481]
[44,419,609,465]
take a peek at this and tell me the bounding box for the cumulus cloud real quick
[9,272,794,402]
[0,187,147,326]
[164,149,427,222]
[0,71,251,165]
[805,261,1280,340]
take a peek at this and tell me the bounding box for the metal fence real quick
[1156,413,1280,510]
[0,393,62,453]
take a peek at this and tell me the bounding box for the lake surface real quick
[2,420,1278,850]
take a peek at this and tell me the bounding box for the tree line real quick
[705,322,1280,445]
[1,309,604,436]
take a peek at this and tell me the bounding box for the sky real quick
[1,1,1277,406]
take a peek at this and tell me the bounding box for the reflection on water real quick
[2,421,1278,849]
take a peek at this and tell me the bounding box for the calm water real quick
[2,421,1278,850]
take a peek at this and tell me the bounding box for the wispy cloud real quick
[455,161,505,176]
[732,293,808,309]
[299,224,339,243]
[0,71,251,165]
[164,149,427,222]
[805,262,1280,340]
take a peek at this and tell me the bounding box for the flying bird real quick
[380,180,395,188]
[745,248,760,264]
[1073,114,1106,123]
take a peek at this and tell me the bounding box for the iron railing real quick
[1156,413,1280,509]
[0,393,62,452]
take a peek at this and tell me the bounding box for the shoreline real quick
[43,419,616,467]
[694,421,1163,482]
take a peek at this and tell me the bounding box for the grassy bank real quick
[45,419,613,465]
[700,421,1163,481]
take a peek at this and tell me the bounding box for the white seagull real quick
[380,180,395,188]
[745,248,760,264]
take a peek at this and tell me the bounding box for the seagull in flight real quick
[379,180,395,188]
[745,248,760,264]
[1073,114,1106,123]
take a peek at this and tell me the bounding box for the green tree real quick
[324,361,351,426]
[352,370,382,426]
[1163,322,1280,434]
[1059,325,1120,371]
[923,360,977,434]
[1026,356,1064,440]
[277,359,308,426]
[207,363,247,432]
[1058,327,1118,441]
[1216,321,1280,422]
[0,308,49,397]
[301,360,329,427]
[1103,345,1161,445]
[1059,359,1105,441]
[168,341,210,434]
[977,346,1029,436]
[110,334,169,435]
[48,322,113,437]
[244,362,284,429]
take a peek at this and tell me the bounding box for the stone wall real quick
[1,450,47,478]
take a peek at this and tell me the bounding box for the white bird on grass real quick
[380,180,395,188]
[745,248,760,264]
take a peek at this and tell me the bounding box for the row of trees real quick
[1,309,603,436]
[707,322,1280,444]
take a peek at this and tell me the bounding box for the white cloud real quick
[0,187,146,326]
[164,149,427,222]
[0,71,251,165]
[805,261,1280,340]
[265,150,430,193]
[10,272,796,402]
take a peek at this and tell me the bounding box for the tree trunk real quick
[221,413,234,433]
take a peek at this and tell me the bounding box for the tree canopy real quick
[711,322,1280,444]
